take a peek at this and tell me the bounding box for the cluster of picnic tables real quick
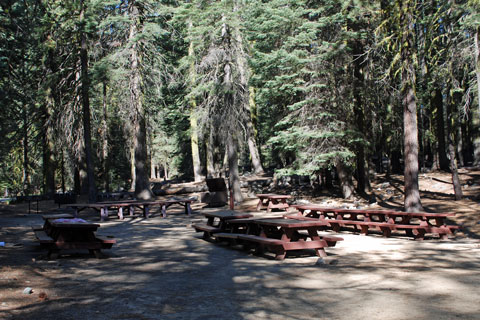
[193,193,459,260]
[31,191,459,261]
[32,197,194,258]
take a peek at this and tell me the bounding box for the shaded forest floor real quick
[0,169,479,319]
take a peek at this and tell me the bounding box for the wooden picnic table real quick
[256,194,292,212]
[216,218,342,260]
[32,216,115,258]
[67,198,194,221]
[289,205,458,239]
[192,210,253,239]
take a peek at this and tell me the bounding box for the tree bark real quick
[432,87,449,171]
[401,1,422,212]
[352,41,366,193]
[187,36,205,182]
[22,106,30,195]
[335,158,355,199]
[206,129,217,178]
[474,29,480,166]
[80,0,96,202]
[246,88,264,175]
[403,85,423,211]
[227,133,243,202]
[129,1,152,199]
[102,81,110,192]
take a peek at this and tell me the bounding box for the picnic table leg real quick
[162,204,167,218]
[144,205,150,218]
[185,202,192,215]
[256,198,263,211]
[100,207,108,221]
[129,205,134,216]
[306,228,328,258]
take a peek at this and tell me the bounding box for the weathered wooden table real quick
[289,205,459,239]
[32,216,116,258]
[67,198,194,221]
[216,218,343,260]
[256,194,292,212]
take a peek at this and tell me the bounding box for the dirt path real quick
[1,170,480,319]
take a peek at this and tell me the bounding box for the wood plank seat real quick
[33,230,54,244]
[323,219,458,239]
[95,236,117,248]
[192,224,222,239]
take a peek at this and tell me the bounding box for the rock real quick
[23,287,33,294]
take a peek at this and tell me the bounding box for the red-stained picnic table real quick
[288,205,459,240]
[32,214,116,258]
[256,194,292,212]
[192,210,253,240]
[215,218,342,260]
[66,198,194,221]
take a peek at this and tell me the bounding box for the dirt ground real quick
[1,169,480,320]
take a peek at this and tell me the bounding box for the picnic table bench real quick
[256,194,292,212]
[192,210,253,240]
[289,205,459,240]
[32,214,116,258]
[215,218,342,260]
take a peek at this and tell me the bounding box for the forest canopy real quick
[1,0,479,211]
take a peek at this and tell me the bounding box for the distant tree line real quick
[1,0,479,210]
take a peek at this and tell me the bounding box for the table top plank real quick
[204,210,253,220]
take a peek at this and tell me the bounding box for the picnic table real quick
[256,194,292,212]
[32,214,116,258]
[192,210,253,240]
[215,218,342,260]
[67,198,194,221]
[289,205,459,240]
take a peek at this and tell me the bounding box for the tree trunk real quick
[474,29,480,166]
[447,88,463,200]
[206,129,216,178]
[190,109,204,181]
[403,85,423,211]
[102,81,110,192]
[129,1,152,200]
[432,87,449,171]
[130,145,135,191]
[227,133,243,202]
[246,88,264,175]
[22,106,30,195]
[187,36,205,182]
[401,1,422,212]
[335,158,355,199]
[80,0,96,202]
[352,41,366,193]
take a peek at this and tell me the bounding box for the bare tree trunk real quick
[102,82,110,192]
[246,88,264,175]
[80,0,96,202]
[129,1,152,200]
[206,130,216,178]
[187,25,205,182]
[335,158,354,199]
[352,41,366,193]
[403,85,423,212]
[447,88,463,200]
[432,88,449,171]
[22,106,30,195]
[227,133,243,202]
[474,29,480,166]
[401,1,422,212]
[130,145,135,191]
[190,109,204,181]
